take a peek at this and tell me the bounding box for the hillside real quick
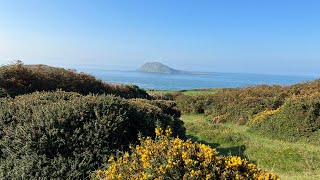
[150,81,320,179]
[3,61,314,179]
[137,62,180,74]
[152,80,320,143]
[0,62,282,179]
[0,62,150,99]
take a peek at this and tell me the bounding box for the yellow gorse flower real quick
[251,106,282,124]
[95,128,279,180]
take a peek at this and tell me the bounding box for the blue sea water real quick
[76,68,318,90]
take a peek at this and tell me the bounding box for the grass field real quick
[181,114,320,180]
[148,88,224,96]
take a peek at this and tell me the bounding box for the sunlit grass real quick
[179,88,224,95]
[181,114,320,180]
[148,88,223,96]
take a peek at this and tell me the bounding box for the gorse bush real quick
[0,91,185,179]
[251,93,320,144]
[148,90,181,100]
[0,61,150,99]
[175,85,289,123]
[175,94,213,114]
[94,128,279,180]
[162,81,320,143]
[174,81,320,125]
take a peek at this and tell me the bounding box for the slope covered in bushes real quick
[0,91,185,179]
[251,93,320,143]
[174,81,320,118]
[0,62,149,99]
[153,80,320,142]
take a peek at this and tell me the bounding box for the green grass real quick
[148,88,223,96]
[148,90,176,95]
[179,88,224,95]
[181,114,320,180]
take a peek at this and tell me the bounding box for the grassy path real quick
[181,114,320,180]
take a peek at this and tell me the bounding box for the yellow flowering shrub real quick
[251,92,320,143]
[251,106,282,124]
[94,128,279,180]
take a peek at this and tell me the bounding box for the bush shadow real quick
[186,134,254,163]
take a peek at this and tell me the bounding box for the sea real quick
[75,68,318,90]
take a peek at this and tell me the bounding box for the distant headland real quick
[137,62,181,74]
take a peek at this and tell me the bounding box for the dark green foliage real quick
[148,90,180,100]
[175,94,213,114]
[0,62,150,99]
[0,91,185,179]
[251,93,320,143]
[146,99,181,118]
[131,99,185,138]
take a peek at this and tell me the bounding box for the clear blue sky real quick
[0,0,319,76]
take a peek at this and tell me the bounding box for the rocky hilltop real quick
[137,62,180,74]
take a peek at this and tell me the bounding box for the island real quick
[137,62,181,74]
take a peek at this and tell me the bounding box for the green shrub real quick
[175,94,213,114]
[175,81,320,125]
[148,90,181,100]
[251,93,320,143]
[131,99,185,138]
[173,81,320,145]
[202,85,287,123]
[0,91,185,179]
[0,62,150,99]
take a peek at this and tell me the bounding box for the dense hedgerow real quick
[251,93,320,143]
[0,61,150,99]
[0,91,185,179]
[204,85,288,124]
[148,90,181,101]
[174,85,288,125]
[175,94,214,114]
[94,128,279,180]
[170,81,320,142]
[173,81,320,125]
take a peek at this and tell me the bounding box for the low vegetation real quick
[251,93,320,143]
[182,114,320,180]
[148,88,223,100]
[0,91,184,179]
[95,128,279,180]
[154,80,320,143]
[1,62,318,179]
[150,81,320,179]
[0,61,149,99]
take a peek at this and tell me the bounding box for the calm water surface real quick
[77,68,317,90]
